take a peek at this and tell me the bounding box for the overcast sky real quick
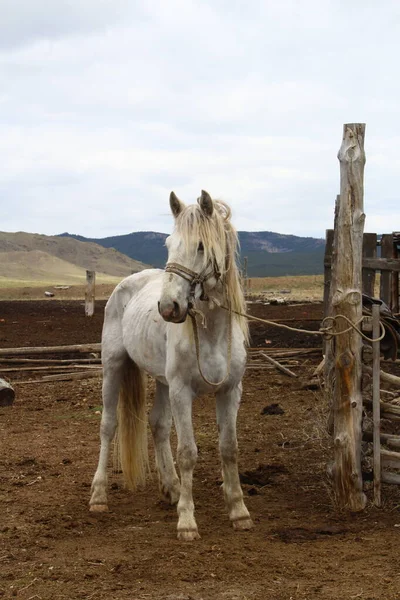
[1,0,400,239]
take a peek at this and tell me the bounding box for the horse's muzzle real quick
[158,300,188,323]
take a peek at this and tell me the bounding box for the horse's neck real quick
[196,292,229,338]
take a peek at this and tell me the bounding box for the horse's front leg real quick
[216,385,254,530]
[170,384,199,541]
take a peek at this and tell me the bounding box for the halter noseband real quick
[165,261,221,304]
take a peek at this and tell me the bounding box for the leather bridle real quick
[165,261,221,305]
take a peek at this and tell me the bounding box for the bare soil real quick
[1,300,400,600]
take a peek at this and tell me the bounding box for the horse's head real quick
[158,190,229,323]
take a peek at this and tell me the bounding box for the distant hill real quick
[0,231,150,283]
[59,231,325,277]
[59,231,168,271]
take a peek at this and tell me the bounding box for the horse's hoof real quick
[90,504,109,513]
[232,517,254,531]
[177,529,201,541]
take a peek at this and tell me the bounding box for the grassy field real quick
[247,274,324,301]
[0,276,122,301]
[0,275,325,302]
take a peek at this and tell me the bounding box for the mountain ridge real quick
[58,230,325,277]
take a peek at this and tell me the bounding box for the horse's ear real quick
[198,190,213,217]
[169,192,185,218]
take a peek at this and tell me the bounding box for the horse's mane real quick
[175,200,249,343]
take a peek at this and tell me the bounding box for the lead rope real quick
[189,305,233,387]
[215,303,386,343]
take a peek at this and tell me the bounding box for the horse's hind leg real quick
[149,381,180,505]
[89,356,126,512]
[216,386,254,530]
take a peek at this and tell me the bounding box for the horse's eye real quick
[198,241,204,252]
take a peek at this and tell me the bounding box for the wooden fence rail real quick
[324,231,400,315]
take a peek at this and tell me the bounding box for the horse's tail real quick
[116,357,149,490]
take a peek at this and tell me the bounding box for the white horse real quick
[90,190,253,540]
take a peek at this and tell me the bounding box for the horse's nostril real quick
[173,301,179,316]
[157,301,161,313]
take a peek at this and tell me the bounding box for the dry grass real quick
[0,282,120,301]
[247,274,324,302]
[0,274,325,302]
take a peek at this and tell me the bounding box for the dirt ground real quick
[1,299,400,600]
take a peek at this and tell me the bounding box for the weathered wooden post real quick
[372,303,381,506]
[242,256,248,294]
[85,270,96,317]
[330,123,367,510]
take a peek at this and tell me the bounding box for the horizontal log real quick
[260,352,298,378]
[0,358,102,365]
[381,448,400,469]
[379,371,400,388]
[380,390,400,398]
[16,371,103,384]
[382,471,400,485]
[363,431,400,449]
[0,343,101,357]
[248,348,321,355]
[381,448,400,468]
[0,377,15,407]
[325,257,400,272]
[361,258,400,272]
[364,398,400,415]
[1,365,102,374]
[42,370,102,381]
[382,413,400,422]
[364,365,400,388]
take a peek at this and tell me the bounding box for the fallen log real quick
[381,448,400,469]
[0,378,15,406]
[260,352,298,378]
[0,358,101,365]
[0,365,101,374]
[364,365,400,388]
[16,371,102,384]
[363,430,400,450]
[299,378,321,390]
[248,348,321,358]
[364,398,400,416]
[312,357,325,377]
[0,343,101,357]
[382,472,400,485]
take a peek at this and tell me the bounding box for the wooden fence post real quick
[380,235,394,307]
[85,270,96,317]
[394,234,400,313]
[323,228,334,318]
[331,123,367,510]
[362,233,378,297]
[372,303,381,507]
[324,197,339,435]
[243,257,248,294]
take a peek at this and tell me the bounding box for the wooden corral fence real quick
[85,270,96,316]
[324,230,400,316]
[325,123,400,510]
